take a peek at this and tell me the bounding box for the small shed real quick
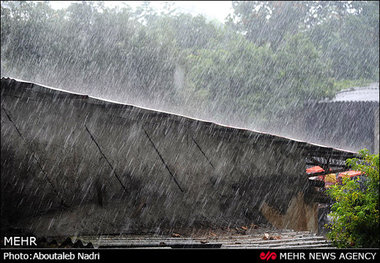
[302,83,379,153]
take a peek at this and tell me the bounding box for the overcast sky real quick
[49,1,234,22]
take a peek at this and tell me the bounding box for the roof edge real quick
[1,77,359,157]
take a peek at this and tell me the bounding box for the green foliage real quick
[227,1,311,50]
[326,149,379,248]
[1,1,178,103]
[185,32,333,125]
[308,1,379,81]
[229,1,379,81]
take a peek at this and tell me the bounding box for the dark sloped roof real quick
[1,77,358,159]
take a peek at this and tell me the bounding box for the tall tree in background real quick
[227,1,312,49]
[227,1,379,81]
[309,1,379,80]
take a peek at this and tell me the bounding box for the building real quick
[302,83,379,154]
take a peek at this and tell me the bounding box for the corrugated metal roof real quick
[72,230,333,249]
[17,229,332,248]
[330,82,379,102]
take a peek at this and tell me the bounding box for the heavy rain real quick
[0,1,379,252]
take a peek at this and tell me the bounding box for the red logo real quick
[260,251,277,261]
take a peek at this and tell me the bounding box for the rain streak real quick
[0,1,379,250]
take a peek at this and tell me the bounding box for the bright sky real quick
[49,1,233,22]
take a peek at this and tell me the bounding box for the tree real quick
[184,31,333,126]
[326,149,379,248]
[184,36,276,124]
[227,1,313,50]
[0,1,178,104]
[309,1,379,80]
[228,1,379,81]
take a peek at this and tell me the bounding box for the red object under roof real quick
[337,170,363,178]
[306,166,325,174]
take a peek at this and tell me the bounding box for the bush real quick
[326,149,379,248]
